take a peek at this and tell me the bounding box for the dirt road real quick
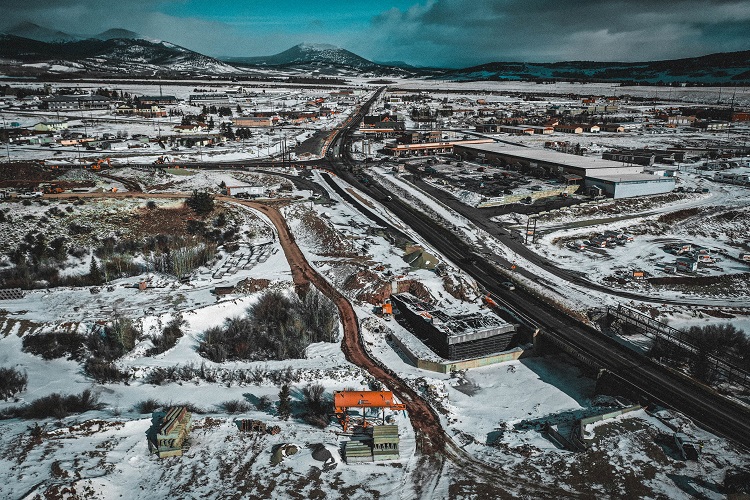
[238,201,447,452]
[38,191,562,497]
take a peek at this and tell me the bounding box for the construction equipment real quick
[90,157,111,171]
[333,391,406,432]
[41,183,64,194]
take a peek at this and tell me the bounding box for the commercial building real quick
[455,143,675,198]
[391,293,517,360]
[42,95,111,111]
[584,174,675,198]
[383,139,494,157]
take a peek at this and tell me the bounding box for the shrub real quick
[22,332,87,360]
[255,395,272,411]
[198,289,339,363]
[145,367,170,386]
[147,315,185,356]
[2,390,104,419]
[88,316,139,361]
[222,399,251,414]
[278,384,291,420]
[84,357,130,383]
[134,398,162,414]
[0,367,28,400]
[301,383,330,428]
[186,189,214,216]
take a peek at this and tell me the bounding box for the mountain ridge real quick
[0,24,748,83]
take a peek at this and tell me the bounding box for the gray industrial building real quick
[454,143,675,198]
[585,174,675,198]
[391,293,517,360]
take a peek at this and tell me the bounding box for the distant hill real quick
[224,43,416,77]
[444,50,750,84]
[244,43,376,68]
[92,29,141,41]
[3,22,79,43]
[0,34,240,76]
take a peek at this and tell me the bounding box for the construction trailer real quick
[333,391,405,433]
[391,292,517,360]
[148,406,192,458]
[225,185,265,197]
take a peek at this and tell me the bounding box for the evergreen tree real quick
[278,384,291,420]
[186,189,214,217]
[89,256,102,285]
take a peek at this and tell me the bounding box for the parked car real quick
[500,281,516,291]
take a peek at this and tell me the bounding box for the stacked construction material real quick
[372,425,400,461]
[239,419,267,433]
[344,436,373,464]
[150,406,192,458]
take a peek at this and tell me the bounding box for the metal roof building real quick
[454,143,675,198]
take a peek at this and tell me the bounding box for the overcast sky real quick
[3,0,750,67]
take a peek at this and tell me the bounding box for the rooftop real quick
[393,293,515,344]
[587,173,676,183]
[457,144,642,172]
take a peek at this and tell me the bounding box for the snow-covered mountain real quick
[224,43,416,77]
[233,43,378,69]
[0,34,241,76]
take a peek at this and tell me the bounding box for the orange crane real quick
[333,391,406,432]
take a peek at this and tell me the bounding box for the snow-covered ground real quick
[2,77,750,497]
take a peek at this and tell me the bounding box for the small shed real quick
[148,406,192,458]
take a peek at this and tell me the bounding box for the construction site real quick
[391,292,518,360]
[333,391,405,464]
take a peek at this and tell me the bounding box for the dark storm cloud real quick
[3,0,749,65]
[367,0,750,66]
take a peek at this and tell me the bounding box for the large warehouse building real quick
[391,293,517,360]
[454,143,675,198]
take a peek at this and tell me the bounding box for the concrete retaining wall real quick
[579,405,642,439]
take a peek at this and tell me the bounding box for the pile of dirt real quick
[0,162,57,188]
[440,272,477,301]
[657,207,702,224]
[395,280,432,301]
[235,278,271,294]
[131,204,193,237]
[342,269,390,304]
[648,272,750,296]
[299,209,355,257]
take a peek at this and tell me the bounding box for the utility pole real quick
[525,217,537,245]
[1,113,11,163]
